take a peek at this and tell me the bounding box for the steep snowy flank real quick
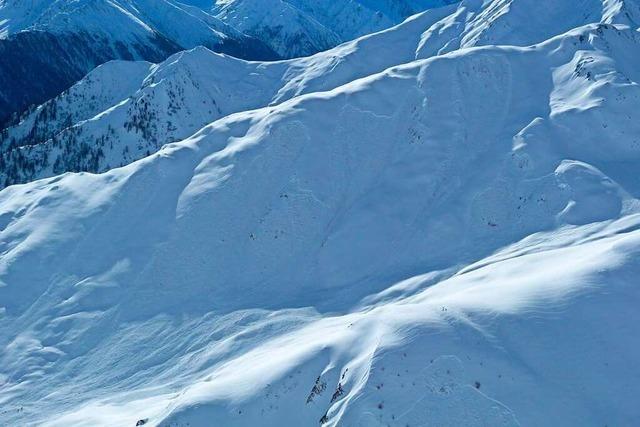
[0,0,277,126]
[1,0,640,424]
[415,0,640,57]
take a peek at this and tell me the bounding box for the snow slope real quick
[2,0,640,426]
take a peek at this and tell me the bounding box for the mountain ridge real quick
[1,0,640,426]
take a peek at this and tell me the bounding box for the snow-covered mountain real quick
[211,0,460,57]
[0,6,461,188]
[0,0,277,126]
[2,0,640,426]
[4,0,639,188]
[0,0,459,126]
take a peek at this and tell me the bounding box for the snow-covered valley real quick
[1,0,640,426]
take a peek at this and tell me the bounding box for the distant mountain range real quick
[0,0,457,127]
[209,0,459,57]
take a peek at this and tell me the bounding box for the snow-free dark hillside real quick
[1,0,640,426]
[0,0,277,127]
[0,26,176,128]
